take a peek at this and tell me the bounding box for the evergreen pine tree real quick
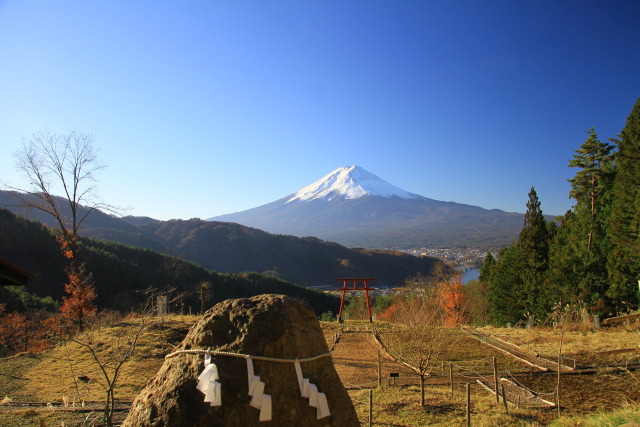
[487,246,523,325]
[607,98,640,307]
[517,187,550,318]
[479,251,496,283]
[547,210,582,303]
[562,128,615,306]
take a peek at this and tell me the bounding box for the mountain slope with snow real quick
[287,165,422,202]
[209,166,525,248]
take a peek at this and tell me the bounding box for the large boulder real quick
[123,294,358,426]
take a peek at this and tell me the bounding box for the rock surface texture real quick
[122,294,358,426]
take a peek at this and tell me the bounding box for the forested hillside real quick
[0,208,338,315]
[481,98,640,323]
[127,218,447,286]
[0,191,449,286]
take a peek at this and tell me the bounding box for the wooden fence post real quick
[465,383,471,427]
[527,315,535,329]
[501,383,508,413]
[377,351,381,387]
[493,357,499,403]
[368,388,373,426]
[449,362,454,399]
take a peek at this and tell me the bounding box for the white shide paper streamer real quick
[294,360,330,419]
[195,352,330,421]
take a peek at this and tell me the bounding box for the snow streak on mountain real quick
[286,165,422,203]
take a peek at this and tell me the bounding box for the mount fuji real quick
[209,166,525,248]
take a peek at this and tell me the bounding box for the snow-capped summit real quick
[286,165,422,203]
[209,165,524,248]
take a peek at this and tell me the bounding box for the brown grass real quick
[349,384,550,426]
[2,318,640,426]
[10,316,195,403]
[478,325,640,365]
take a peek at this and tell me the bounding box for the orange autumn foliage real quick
[378,301,402,322]
[0,311,27,353]
[60,263,97,331]
[437,279,467,327]
[55,232,76,260]
[0,310,54,354]
[53,230,98,332]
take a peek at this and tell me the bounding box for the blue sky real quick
[1,1,639,221]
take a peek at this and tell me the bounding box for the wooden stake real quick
[501,383,508,413]
[465,383,471,427]
[377,351,381,387]
[449,362,454,399]
[493,357,499,403]
[368,388,373,426]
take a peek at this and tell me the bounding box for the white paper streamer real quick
[197,359,222,407]
[196,363,219,393]
[246,357,254,389]
[308,383,319,408]
[203,379,222,406]
[250,380,265,409]
[259,394,272,421]
[293,362,330,419]
[194,352,330,422]
[249,375,262,397]
[317,393,330,419]
[294,360,304,394]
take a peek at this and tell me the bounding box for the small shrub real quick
[320,311,335,322]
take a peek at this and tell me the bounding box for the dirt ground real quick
[515,369,640,413]
[329,323,640,415]
[2,320,640,425]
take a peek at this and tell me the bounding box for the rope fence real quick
[165,348,332,363]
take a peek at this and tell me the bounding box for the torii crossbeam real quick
[336,278,376,323]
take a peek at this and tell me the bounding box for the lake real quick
[462,268,480,284]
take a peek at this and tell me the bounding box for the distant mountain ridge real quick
[0,207,338,315]
[210,165,526,248]
[0,190,450,286]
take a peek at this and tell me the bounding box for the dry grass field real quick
[1,317,639,426]
[478,325,640,366]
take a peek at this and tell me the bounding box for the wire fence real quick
[463,328,577,372]
[332,324,558,421]
[379,335,556,408]
[347,387,374,426]
[501,370,556,408]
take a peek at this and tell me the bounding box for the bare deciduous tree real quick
[10,131,113,247]
[381,291,459,405]
[73,317,148,426]
[6,131,119,331]
[531,302,582,415]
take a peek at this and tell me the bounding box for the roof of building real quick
[0,257,35,287]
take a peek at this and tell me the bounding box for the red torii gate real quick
[336,278,376,323]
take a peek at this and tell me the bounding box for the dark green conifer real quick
[516,187,550,318]
[607,98,640,307]
[558,128,615,306]
[547,210,582,303]
[479,251,496,283]
[487,246,523,325]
